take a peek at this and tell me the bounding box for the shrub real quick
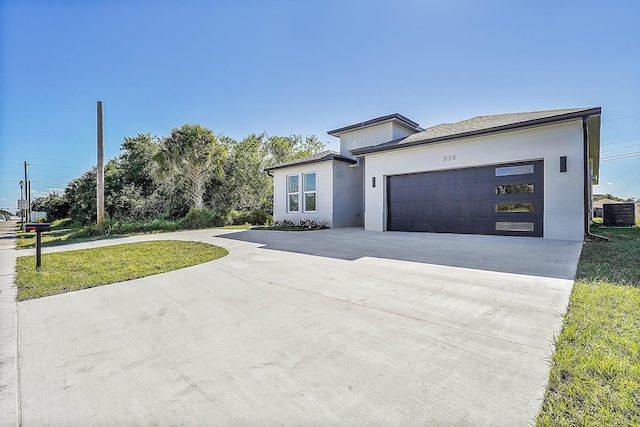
[298,218,329,229]
[270,218,329,230]
[244,210,272,225]
[180,207,232,229]
[274,219,296,228]
[50,218,77,229]
[231,210,273,226]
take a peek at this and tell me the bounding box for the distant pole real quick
[27,180,31,222]
[97,101,105,225]
[19,180,24,227]
[23,161,28,226]
[24,161,31,223]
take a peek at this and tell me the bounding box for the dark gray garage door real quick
[387,161,544,237]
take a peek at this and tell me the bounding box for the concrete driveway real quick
[15,228,582,426]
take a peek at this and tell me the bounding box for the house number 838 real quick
[443,154,456,161]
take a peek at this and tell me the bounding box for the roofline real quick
[351,107,602,156]
[327,113,420,137]
[264,154,357,172]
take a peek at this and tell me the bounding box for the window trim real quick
[303,172,317,213]
[286,174,299,213]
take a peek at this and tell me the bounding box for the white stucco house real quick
[265,107,602,241]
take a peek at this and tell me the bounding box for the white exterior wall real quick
[392,124,416,140]
[363,120,586,241]
[340,123,395,157]
[272,162,334,226]
[339,123,418,158]
[332,162,364,227]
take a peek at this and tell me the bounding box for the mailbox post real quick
[25,223,51,269]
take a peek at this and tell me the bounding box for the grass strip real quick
[537,281,640,426]
[16,222,252,249]
[16,240,228,301]
[16,228,125,249]
[576,227,640,286]
[537,226,640,426]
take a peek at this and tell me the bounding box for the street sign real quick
[17,199,28,209]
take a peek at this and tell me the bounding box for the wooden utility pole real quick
[96,101,105,225]
[24,161,29,223]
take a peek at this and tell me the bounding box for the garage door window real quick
[495,164,534,176]
[495,184,534,194]
[303,173,317,212]
[287,175,299,212]
[496,203,535,212]
[496,222,535,232]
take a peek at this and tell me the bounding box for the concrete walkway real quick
[0,220,18,427]
[15,228,582,426]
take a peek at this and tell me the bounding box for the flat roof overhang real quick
[586,114,601,184]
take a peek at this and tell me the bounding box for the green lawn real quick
[15,219,252,249]
[537,226,640,426]
[16,227,123,249]
[15,240,228,301]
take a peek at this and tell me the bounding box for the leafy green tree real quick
[265,134,325,166]
[65,167,98,224]
[54,128,326,223]
[155,124,225,209]
[113,133,186,220]
[208,133,325,213]
[208,133,272,211]
[31,192,70,220]
[120,133,161,197]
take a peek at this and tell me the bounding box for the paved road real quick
[16,228,582,426]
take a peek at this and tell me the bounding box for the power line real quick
[601,136,640,147]
[30,180,68,187]
[29,163,87,170]
[603,113,640,123]
[601,152,640,162]
[612,167,640,195]
[29,174,74,179]
[601,142,640,153]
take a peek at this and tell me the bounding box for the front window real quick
[303,173,316,212]
[287,175,299,212]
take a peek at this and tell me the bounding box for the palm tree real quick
[155,124,225,209]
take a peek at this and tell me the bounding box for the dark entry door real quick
[386,160,544,237]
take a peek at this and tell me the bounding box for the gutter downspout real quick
[582,116,609,241]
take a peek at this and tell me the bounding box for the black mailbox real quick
[25,223,51,269]
[25,223,51,232]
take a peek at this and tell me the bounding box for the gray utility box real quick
[603,203,636,227]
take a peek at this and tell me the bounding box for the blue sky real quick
[1,0,639,211]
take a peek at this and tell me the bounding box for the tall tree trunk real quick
[190,169,205,209]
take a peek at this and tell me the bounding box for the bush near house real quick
[254,218,330,231]
[179,208,272,229]
[537,225,640,426]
